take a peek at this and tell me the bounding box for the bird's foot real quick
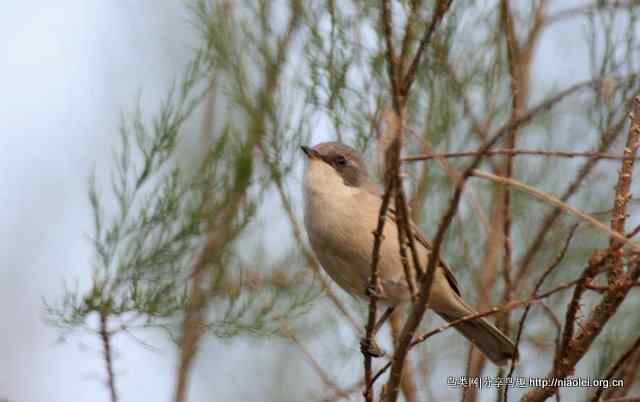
[365,283,384,299]
[360,337,384,358]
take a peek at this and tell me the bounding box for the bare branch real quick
[470,170,640,253]
[544,1,639,28]
[608,96,640,282]
[381,0,400,114]
[401,0,453,99]
[591,334,640,402]
[281,321,348,399]
[99,307,119,402]
[404,149,640,162]
[505,223,579,398]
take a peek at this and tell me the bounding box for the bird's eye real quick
[335,155,347,166]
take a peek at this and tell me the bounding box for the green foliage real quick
[46,0,319,343]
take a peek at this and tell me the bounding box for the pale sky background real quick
[0,1,628,402]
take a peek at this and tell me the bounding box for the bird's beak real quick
[300,145,320,159]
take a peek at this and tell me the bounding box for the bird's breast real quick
[303,165,377,295]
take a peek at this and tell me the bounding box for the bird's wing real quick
[387,207,462,296]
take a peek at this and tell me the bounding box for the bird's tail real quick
[437,300,518,366]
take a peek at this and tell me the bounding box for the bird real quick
[301,141,517,366]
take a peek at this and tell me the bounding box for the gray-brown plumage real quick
[301,141,517,366]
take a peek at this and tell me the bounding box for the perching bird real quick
[301,141,517,366]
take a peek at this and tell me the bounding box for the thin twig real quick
[381,0,400,114]
[626,223,640,239]
[363,172,395,402]
[411,291,570,347]
[469,170,640,253]
[389,309,419,402]
[394,187,418,299]
[403,149,640,162]
[99,307,119,402]
[504,223,579,400]
[281,321,349,399]
[401,0,453,99]
[543,0,638,28]
[554,253,605,374]
[374,307,396,334]
[591,334,640,402]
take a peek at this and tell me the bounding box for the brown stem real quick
[470,170,640,253]
[608,96,640,282]
[390,310,419,402]
[401,0,453,99]
[394,186,418,299]
[99,307,119,402]
[504,224,579,400]
[363,172,395,402]
[554,254,604,374]
[404,149,640,162]
[381,0,400,114]
[591,334,640,402]
[281,321,348,399]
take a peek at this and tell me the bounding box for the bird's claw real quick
[365,283,383,299]
[360,337,384,358]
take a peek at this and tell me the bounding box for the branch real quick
[401,0,453,99]
[381,0,400,113]
[505,223,579,398]
[554,252,604,375]
[591,334,640,402]
[469,170,640,253]
[543,1,639,28]
[363,173,394,402]
[403,149,640,162]
[99,307,119,402]
[280,321,348,399]
[608,96,640,282]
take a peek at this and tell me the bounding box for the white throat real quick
[303,159,360,199]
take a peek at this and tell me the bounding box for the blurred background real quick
[1,1,639,402]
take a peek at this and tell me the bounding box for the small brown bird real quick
[301,141,517,366]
